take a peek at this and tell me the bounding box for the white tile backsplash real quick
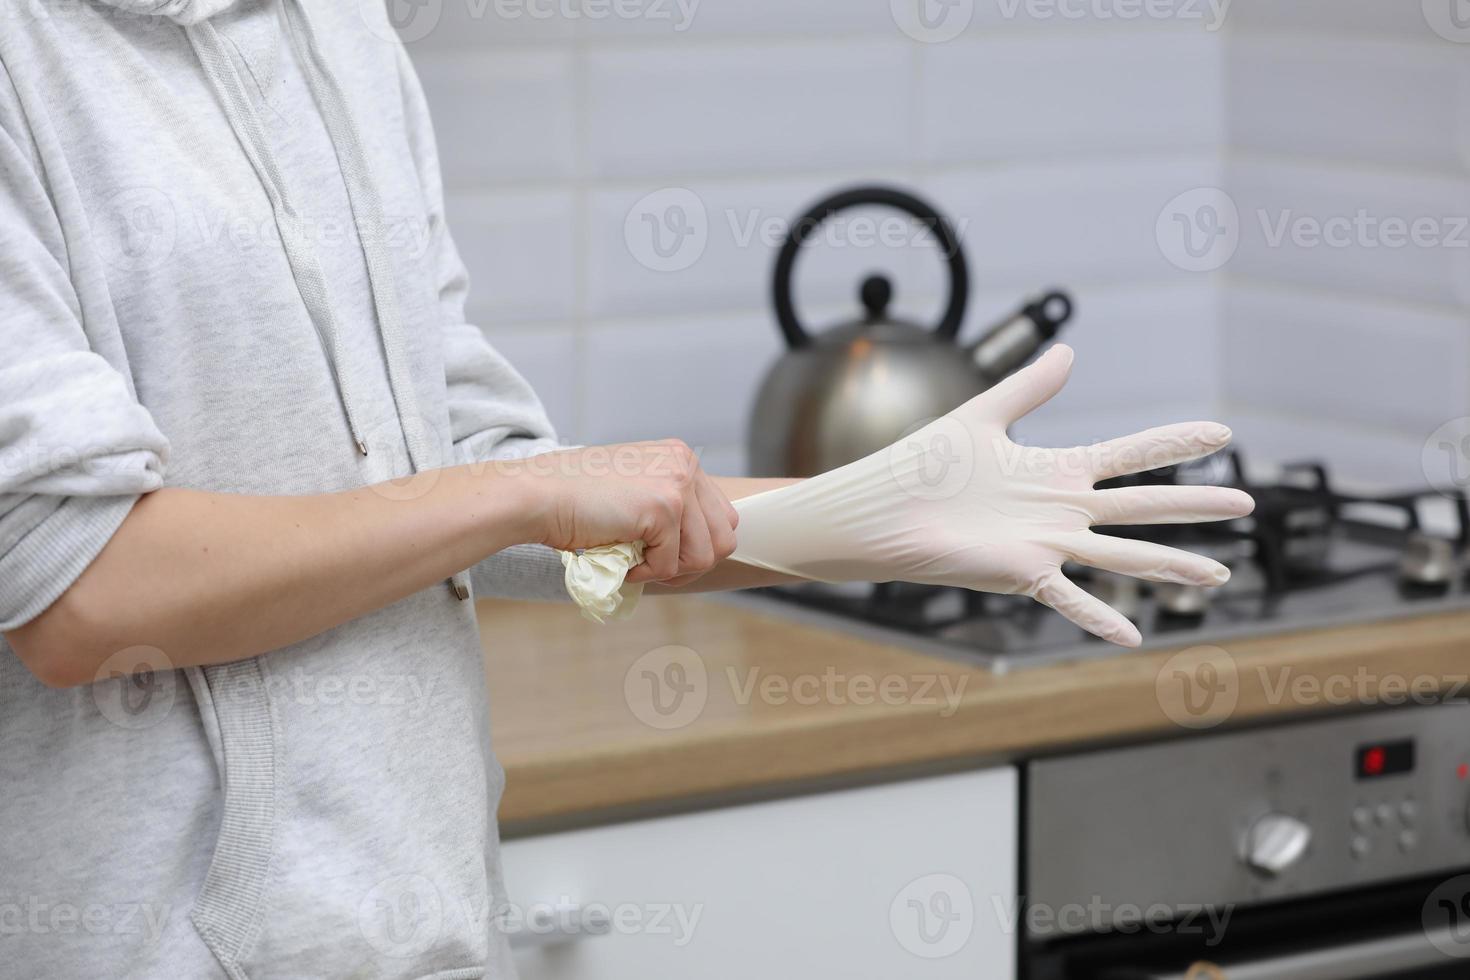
[1223,284,1470,438]
[451,190,580,322]
[1226,158,1470,311]
[919,34,1224,164]
[922,156,1225,290]
[1226,0,1453,42]
[585,175,952,320]
[579,312,782,450]
[477,323,583,440]
[584,40,912,179]
[398,0,1470,481]
[1228,37,1470,174]
[414,49,577,187]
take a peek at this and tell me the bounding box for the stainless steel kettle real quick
[747,185,1075,478]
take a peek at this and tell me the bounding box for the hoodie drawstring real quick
[186,8,473,600]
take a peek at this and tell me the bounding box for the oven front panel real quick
[1025,702,1470,941]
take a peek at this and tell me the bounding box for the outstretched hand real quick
[729,344,1255,646]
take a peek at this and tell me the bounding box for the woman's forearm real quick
[6,464,543,687]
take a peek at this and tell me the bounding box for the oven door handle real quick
[1127,925,1461,980]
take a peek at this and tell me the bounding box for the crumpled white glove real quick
[561,345,1254,646]
[561,541,646,623]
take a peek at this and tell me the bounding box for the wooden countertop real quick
[479,596,1470,834]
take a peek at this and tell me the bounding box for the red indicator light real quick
[1460,763,1469,781]
[1363,747,1386,777]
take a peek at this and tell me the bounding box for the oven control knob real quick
[1243,813,1312,876]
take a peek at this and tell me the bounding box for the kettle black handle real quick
[772,186,970,349]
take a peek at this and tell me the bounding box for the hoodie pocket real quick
[186,660,280,980]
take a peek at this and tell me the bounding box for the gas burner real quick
[1154,582,1210,619]
[743,449,1470,670]
[1399,532,1458,590]
[1087,572,1142,622]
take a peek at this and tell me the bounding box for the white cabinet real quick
[500,767,1017,979]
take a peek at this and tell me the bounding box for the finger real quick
[1089,422,1233,482]
[694,475,738,563]
[1033,572,1142,648]
[675,483,715,579]
[1088,485,1255,526]
[1064,531,1230,587]
[626,499,682,584]
[978,343,1074,426]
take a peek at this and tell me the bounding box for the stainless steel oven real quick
[1020,702,1470,979]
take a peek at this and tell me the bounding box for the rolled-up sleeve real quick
[0,65,168,631]
[394,44,568,601]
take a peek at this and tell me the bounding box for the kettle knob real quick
[860,275,892,322]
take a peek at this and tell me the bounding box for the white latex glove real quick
[562,344,1255,647]
[561,541,645,624]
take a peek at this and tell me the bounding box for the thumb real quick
[980,343,1075,425]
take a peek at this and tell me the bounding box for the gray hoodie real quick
[0,0,571,976]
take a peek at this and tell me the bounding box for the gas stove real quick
[734,451,1470,673]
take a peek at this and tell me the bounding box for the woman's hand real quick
[729,344,1255,647]
[518,440,739,587]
